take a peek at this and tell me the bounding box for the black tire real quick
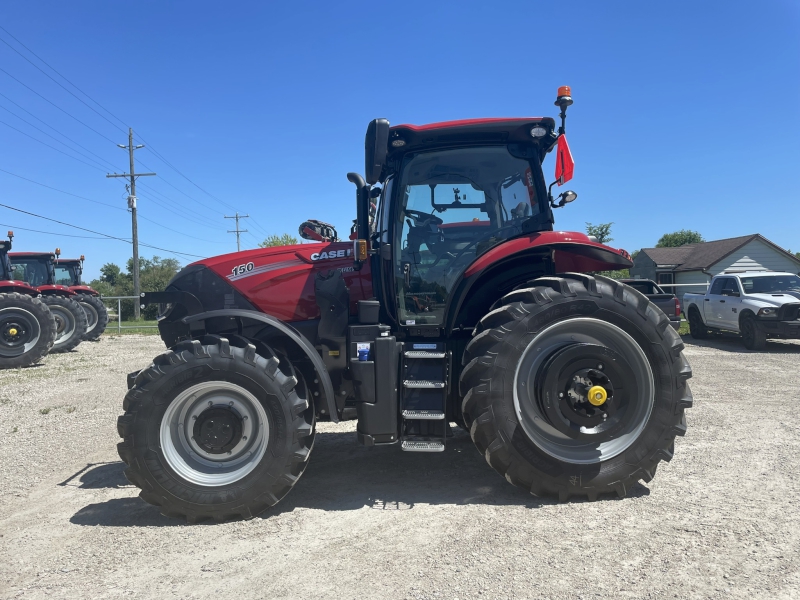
[117,335,315,522]
[0,292,57,369]
[688,308,709,339]
[740,316,767,351]
[460,273,692,501]
[41,295,87,353]
[76,294,109,340]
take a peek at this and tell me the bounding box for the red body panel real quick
[36,284,76,297]
[0,279,40,296]
[464,231,633,277]
[197,242,373,322]
[69,285,99,296]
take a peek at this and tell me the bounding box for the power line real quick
[0,91,119,170]
[0,222,115,239]
[0,167,126,212]
[0,24,129,130]
[0,32,127,135]
[0,118,109,172]
[0,202,204,258]
[0,65,118,144]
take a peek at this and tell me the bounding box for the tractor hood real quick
[168,242,374,323]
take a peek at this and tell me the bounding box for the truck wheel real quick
[740,316,767,351]
[460,274,692,501]
[687,308,709,339]
[117,335,315,522]
[76,295,109,340]
[0,293,57,369]
[41,295,87,353]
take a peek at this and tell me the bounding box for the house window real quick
[657,272,674,286]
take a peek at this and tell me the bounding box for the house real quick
[629,234,800,306]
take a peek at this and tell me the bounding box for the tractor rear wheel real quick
[460,274,692,501]
[42,295,87,353]
[117,335,315,522]
[76,295,109,340]
[0,292,57,369]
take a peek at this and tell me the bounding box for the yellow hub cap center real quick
[587,385,607,406]
[8,327,18,336]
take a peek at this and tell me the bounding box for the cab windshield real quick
[54,264,80,286]
[394,146,542,326]
[10,257,53,286]
[740,274,800,294]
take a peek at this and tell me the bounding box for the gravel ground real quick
[0,334,798,599]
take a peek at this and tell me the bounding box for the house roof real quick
[640,234,800,272]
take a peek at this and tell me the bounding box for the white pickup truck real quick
[684,271,800,350]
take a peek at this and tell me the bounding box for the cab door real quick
[718,277,744,331]
[705,277,728,327]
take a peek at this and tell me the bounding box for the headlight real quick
[757,307,777,318]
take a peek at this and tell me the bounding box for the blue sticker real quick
[412,343,438,350]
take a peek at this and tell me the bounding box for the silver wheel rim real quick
[160,381,270,487]
[80,301,99,333]
[513,317,655,465]
[49,305,76,347]
[0,306,41,357]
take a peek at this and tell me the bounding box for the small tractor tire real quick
[460,273,692,502]
[688,308,709,340]
[117,335,315,523]
[76,295,109,340]
[740,315,767,351]
[42,295,87,353]
[0,292,57,369]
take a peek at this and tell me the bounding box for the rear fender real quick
[180,309,339,423]
[0,280,40,296]
[37,285,76,297]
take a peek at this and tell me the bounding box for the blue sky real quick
[0,0,798,280]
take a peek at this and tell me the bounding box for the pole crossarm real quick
[106,173,156,178]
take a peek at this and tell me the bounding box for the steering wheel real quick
[405,209,443,227]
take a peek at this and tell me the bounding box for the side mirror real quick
[552,190,577,208]
[365,119,390,185]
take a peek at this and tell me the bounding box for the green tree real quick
[656,230,704,248]
[585,222,614,244]
[260,234,299,248]
[90,256,181,320]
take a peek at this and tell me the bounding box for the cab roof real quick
[8,252,53,259]
[388,117,557,156]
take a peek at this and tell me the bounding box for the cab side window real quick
[709,278,726,295]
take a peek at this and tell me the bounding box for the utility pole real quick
[225,212,249,252]
[107,128,155,320]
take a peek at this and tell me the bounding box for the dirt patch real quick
[1,335,798,599]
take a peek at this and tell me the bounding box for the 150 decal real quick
[231,262,255,276]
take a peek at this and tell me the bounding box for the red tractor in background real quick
[0,231,57,368]
[119,88,693,522]
[51,252,109,340]
[9,248,87,353]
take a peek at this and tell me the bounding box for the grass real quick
[39,408,51,415]
[678,318,690,336]
[103,319,160,335]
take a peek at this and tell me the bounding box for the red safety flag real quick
[555,135,574,185]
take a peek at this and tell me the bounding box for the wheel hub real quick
[193,407,243,454]
[514,318,655,464]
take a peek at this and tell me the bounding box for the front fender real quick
[180,309,338,423]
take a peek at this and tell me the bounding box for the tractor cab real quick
[8,251,61,289]
[53,257,84,287]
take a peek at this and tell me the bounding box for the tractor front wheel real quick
[0,292,57,369]
[42,295,87,353]
[460,274,692,501]
[76,295,109,340]
[117,335,315,522]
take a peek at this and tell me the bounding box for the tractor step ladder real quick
[400,344,448,452]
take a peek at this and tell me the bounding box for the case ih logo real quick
[310,249,351,261]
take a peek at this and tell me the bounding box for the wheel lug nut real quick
[597,364,604,370]
[208,401,213,407]
[243,416,248,420]
[192,415,197,420]
[228,401,234,407]
[242,436,247,441]
[558,392,564,398]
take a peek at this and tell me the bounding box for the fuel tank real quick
[176,241,373,322]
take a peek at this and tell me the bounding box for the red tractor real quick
[9,248,87,353]
[0,231,57,368]
[119,88,692,522]
[51,253,109,340]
